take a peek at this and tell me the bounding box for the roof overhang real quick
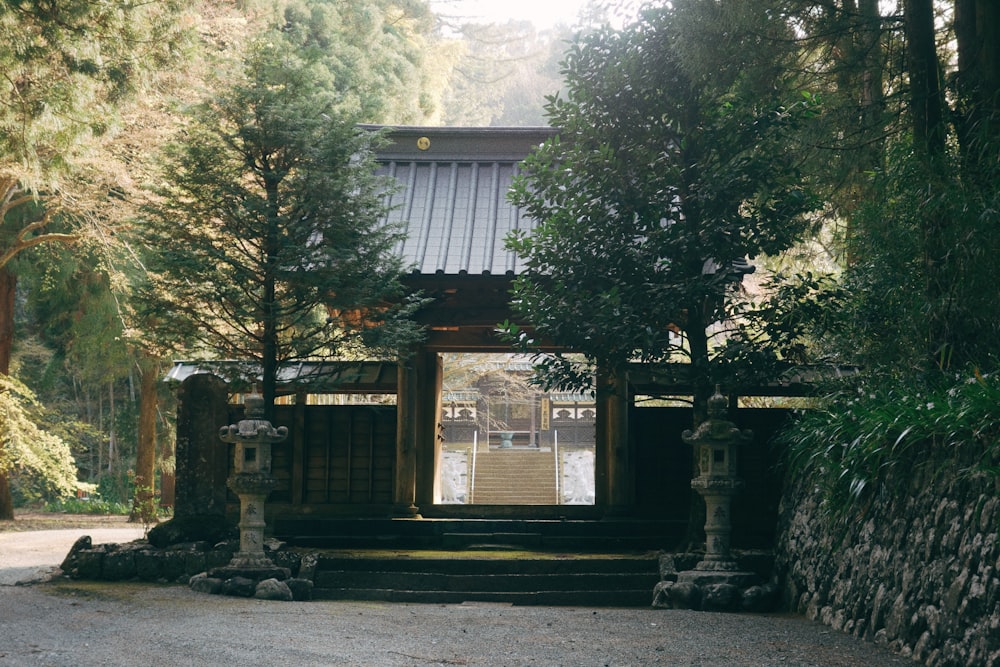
[165,360,398,394]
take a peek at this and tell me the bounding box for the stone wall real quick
[775,446,1000,666]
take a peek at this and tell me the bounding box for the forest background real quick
[0,0,997,524]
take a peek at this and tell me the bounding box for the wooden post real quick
[394,356,420,516]
[597,368,633,516]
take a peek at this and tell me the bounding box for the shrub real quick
[778,366,1000,522]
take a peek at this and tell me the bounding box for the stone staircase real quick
[275,518,685,552]
[274,518,685,607]
[471,450,558,505]
[310,551,659,606]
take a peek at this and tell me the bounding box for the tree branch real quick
[0,232,78,269]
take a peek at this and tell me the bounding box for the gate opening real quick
[436,353,595,505]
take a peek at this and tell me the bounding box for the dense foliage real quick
[774,0,1000,518]
[0,0,187,517]
[0,375,77,505]
[835,147,1000,371]
[780,369,1000,522]
[0,0,479,512]
[135,34,424,411]
[506,1,824,421]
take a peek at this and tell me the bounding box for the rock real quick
[147,514,237,549]
[61,541,107,580]
[702,583,739,612]
[268,549,301,576]
[204,545,237,570]
[189,573,223,595]
[101,548,138,581]
[286,578,314,602]
[741,584,778,613]
[135,550,163,581]
[166,541,205,551]
[658,553,678,581]
[652,581,674,608]
[208,565,290,582]
[59,535,93,574]
[62,535,92,561]
[221,576,258,597]
[184,551,207,577]
[254,578,293,601]
[667,581,701,610]
[297,553,319,581]
[157,550,189,582]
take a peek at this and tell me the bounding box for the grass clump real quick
[43,497,131,516]
[778,366,1000,522]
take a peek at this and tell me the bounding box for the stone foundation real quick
[58,536,313,601]
[776,445,1000,667]
[652,551,779,612]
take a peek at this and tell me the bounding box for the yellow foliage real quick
[0,375,77,501]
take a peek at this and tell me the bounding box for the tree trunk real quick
[0,266,17,519]
[685,300,713,428]
[107,381,116,474]
[905,0,946,157]
[905,0,951,368]
[159,453,175,509]
[954,0,1000,181]
[130,355,160,523]
[262,173,281,418]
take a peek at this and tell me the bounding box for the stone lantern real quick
[681,386,752,571]
[654,388,776,612]
[217,392,289,575]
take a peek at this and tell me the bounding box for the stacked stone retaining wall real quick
[776,446,1000,666]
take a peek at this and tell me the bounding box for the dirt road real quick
[0,525,145,585]
[0,517,914,666]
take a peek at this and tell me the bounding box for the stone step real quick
[315,554,658,574]
[311,552,660,607]
[275,518,688,551]
[470,452,558,504]
[314,570,656,592]
[312,587,653,606]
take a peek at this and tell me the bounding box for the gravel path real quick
[0,528,914,666]
[0,527,145,586]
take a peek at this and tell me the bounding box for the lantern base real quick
[691,558,743,572]
[653,568,774,612]
[208,564,291,582]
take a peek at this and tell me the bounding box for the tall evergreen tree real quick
[278,0,440,123]
[136,34,423,414]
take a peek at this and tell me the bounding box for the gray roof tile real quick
[372,126,556,277]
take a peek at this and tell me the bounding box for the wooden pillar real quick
[290,390,306,506]
[596,368,633,516]
[417,352,444,509]
[394,354,421,516]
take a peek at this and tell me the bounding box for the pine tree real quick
[135,34,423,414]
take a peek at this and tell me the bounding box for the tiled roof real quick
[164,360,398,393]
[370,126,556,277]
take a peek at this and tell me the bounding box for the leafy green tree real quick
[506,2,823,424]
[277,0,440,123]
[136,34,424,414]
[759,0,1000,521]
[0,0,184,518]
[803,0,1000,373]
[0,374,77,506]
